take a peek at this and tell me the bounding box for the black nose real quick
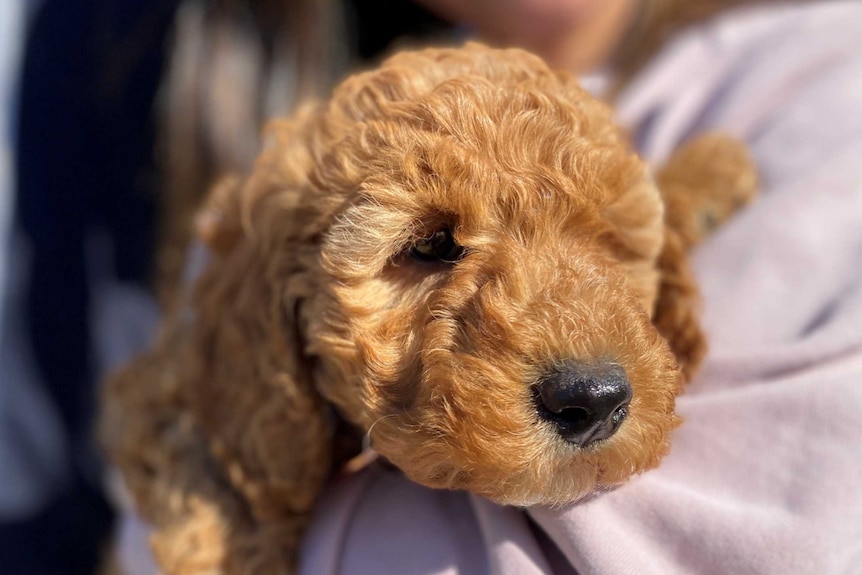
[534,362,632,447]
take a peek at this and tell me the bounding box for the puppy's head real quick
[201,43,696,508]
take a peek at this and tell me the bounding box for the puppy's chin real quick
[460,466,603,508]
[369,415,675,508]
[387,446,607,508]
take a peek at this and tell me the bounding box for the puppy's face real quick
[295,75,682,506]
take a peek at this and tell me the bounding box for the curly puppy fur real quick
[100,43,756,574]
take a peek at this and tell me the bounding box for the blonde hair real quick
[156,0,348,306]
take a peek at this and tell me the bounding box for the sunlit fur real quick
[100,43,756,574]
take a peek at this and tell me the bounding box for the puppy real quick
[100,42,756,574]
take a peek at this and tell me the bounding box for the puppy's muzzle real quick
[534,362,632,447]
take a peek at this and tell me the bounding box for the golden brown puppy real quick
[100,42,756,574]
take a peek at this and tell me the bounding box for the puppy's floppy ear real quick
[102,169,334,571]
[187,177,334,523]
[653,225,707,382]
[102,3,347,564]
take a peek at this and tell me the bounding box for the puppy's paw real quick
[658,133,758,247]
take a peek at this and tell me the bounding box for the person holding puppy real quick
[297,2,862,574]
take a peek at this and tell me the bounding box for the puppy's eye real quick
[410,228,464,262]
